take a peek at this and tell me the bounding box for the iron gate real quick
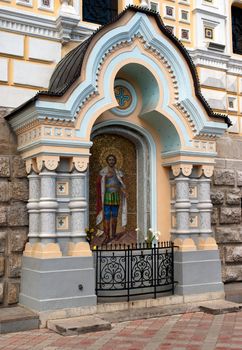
[93,242,175,302]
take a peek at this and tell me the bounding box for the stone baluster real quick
[27,171,40,244]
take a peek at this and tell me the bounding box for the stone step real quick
[0,306,39,334]
[199,300,242,315]
[48,315,111,336]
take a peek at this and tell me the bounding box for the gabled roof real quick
[6,5,231,126]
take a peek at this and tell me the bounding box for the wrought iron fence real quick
[93,242,175,302]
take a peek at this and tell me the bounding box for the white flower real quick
[135,227,140,232]
[154,231,161,240]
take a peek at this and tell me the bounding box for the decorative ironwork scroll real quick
[93,242,175,301]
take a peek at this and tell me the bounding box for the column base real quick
[174,250,224,295]
[19,256,96,312]
[174,238,197,251]
[23,243,62,258]
[67,242,92,257]
[197,237,218,250]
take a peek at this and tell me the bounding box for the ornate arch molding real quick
[6,7,229,136]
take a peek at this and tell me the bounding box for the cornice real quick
[192,8,227,20]
[0,6,59,40]
[189,49,242,74]
[0,6,94,41]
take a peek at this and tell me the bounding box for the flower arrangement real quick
[135,227,161,245]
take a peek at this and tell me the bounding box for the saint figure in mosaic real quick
[96,153,127,243]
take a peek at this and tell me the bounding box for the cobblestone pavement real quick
[1,311,242,350]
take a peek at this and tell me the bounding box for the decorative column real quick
[197,165,217,250]
[68,157,91,256]
[27,171,40,244]
[31,156,61,258]
[172,164,196,251]
[23,160,40,257]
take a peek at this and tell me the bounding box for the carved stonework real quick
[25,159,38,174]
[198,165,214,178]
[37,156,60,172]
[72,157,89,172]
[172,164,193,177]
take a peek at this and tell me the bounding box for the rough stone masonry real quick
[212,134,242,283]
[0,108,28,307]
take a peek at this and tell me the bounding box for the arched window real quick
[83,0,118,25]
[232,5,242,55]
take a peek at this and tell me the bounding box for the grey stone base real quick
[19,256,97,312]
[174,250,224,295]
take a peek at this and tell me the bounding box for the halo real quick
[99,147,123,169]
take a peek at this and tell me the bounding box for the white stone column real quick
[197,165,217,250]
[27,171,40,244]
[69,170,87,243]
[174,175,191,239]
[197,175,213,237]
[39,169,58,244]
[67,157,91,256]
[172,164,196,251]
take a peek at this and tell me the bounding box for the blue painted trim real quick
[34,12,227,138]
[111,79,137,116]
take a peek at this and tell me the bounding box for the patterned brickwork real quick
[1,312,242,349]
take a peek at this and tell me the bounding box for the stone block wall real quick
[0,107,28,307]
[212,134,242,283]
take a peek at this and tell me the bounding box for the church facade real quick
[0,0,242,311]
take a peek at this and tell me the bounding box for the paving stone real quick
[0,306,39,334]
[48,316,111,336]
[199,300,241,315]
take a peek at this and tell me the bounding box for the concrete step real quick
[0,306,39,334]
[48,315,111,336]
[199,300,242,315]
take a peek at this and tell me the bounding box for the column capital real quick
[197,165,214,178]
[172,164,193,177]
[37,155,60,172]
[25,158,38,174]
[71,157,89,172]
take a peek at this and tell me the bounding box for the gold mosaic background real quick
[89,134,137,234]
